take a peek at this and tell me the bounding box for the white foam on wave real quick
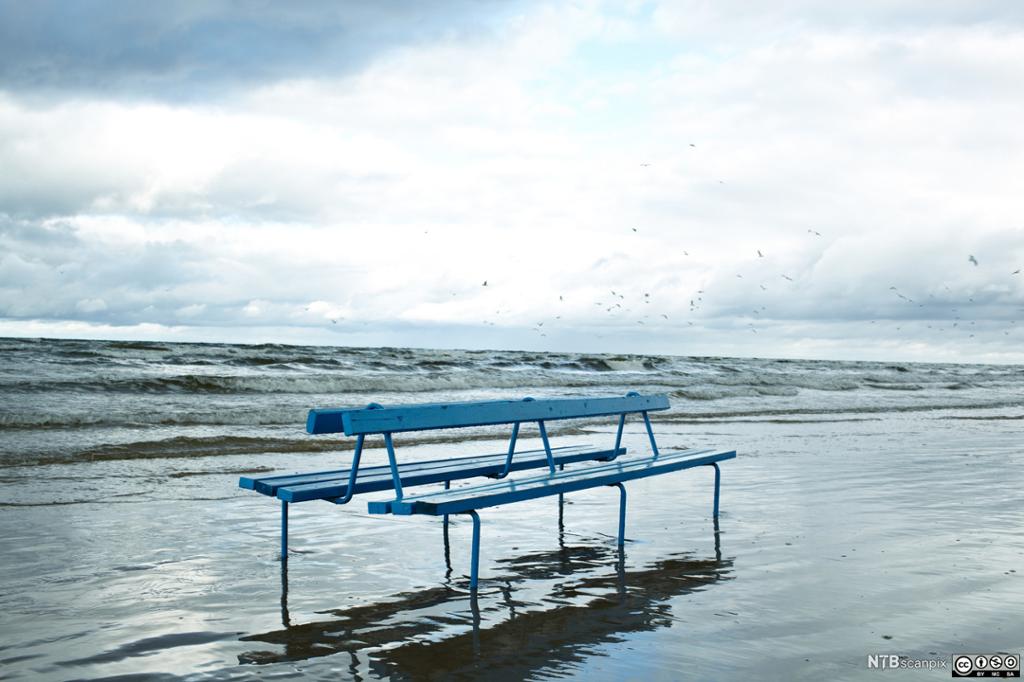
[3,338,1024,468]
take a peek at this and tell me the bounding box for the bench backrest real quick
[307,394,670,436]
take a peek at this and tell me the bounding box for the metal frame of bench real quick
[370,448,736,590]
[240,393,669,560]
[240,444,625,558]
[348,393,735,591]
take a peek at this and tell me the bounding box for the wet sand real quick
[1,410,1022,680]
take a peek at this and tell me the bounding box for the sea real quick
[1,336,1022,680]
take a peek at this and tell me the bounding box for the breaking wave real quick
[2,337,1023,469]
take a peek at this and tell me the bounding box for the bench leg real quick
[280,559,291,628]
[712,462,721,519]
[557,462,564,529]
[713,518,722,562]
[466,510,481,591]
[443,480,450,537]
[611,482,626,548]
[442,481,452,574]
[557,493,564,536]
[281,500,289,561]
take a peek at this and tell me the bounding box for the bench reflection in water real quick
[239,524,731,677]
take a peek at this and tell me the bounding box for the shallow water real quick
[1,338,1022,680]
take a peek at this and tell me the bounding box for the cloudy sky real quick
[1,1,1023,362]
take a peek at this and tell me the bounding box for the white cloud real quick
[74,298,107,313]
[1,2,1023,361]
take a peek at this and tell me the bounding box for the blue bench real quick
[239,393,735,591]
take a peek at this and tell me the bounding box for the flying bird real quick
[482,280,488,286]
[968,255,978,266]
[757,250,764,257]
[781,275,794,281]
[1013,269,1021,275]
[632,228,638,232]
[808,229,821,236]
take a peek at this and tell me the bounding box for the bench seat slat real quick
[239,444,588,496]
[308,394,670,435]
[370,448,736,516]
[379,448,721,504]
[242,445,625,503]
[288,446,624,503]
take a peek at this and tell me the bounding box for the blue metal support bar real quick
[467,510,481,591]
[332,434,365,505]
[383,432,404,500]
[496,422,520,479]
[281,500,289,561]
[611,482,626,547]
[613,412,626,452]
[712,462,721,519]
[537,420,555,473]
[641,410,660,458]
